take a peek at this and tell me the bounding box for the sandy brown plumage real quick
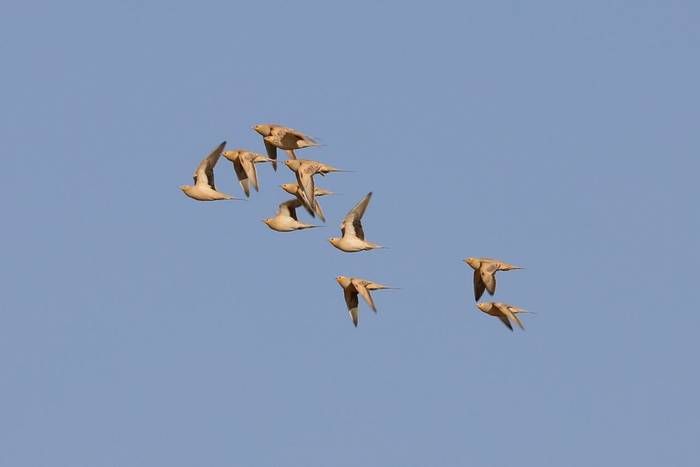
[329,192,383,252]
[180,141,238,201]
[464,257,523,301]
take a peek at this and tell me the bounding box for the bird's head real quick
[253,124,271,136]
[336,276,350,287]
[221,150,239,161]
[284,160,301,171]
[328,237,341,247]
[464,257,480,269]
[280,183,296,194]
[263,218,273,226]
[179,185,190,193]
[476,303,490,312]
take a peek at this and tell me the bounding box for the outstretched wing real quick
[497,314,514,331]
[479,263,498,296]
[232,158,250,197]
[194,141,226,189]
[341,192,372,239]
[473,269,486,301]
[263,140,278,171]
[295,164,318,218]
[277,198,302,220]
[352,280,377,312]
[275,126,318,144]
[343,287,360,327]
[495,303,523,330]
[240,154,260,193]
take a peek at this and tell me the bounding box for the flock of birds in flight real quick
[180,124,530,330]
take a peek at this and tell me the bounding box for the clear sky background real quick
[1,1,698,466]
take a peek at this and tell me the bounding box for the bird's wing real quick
[497,261,523,271]
[497,314,514,331]
[194,141,226,189]
[263,140,278,170]
[279,131,302,148]
[496,303,524,330]
[341,192,372,239]
[232,158,250,197]
[343,287,360,327]
[278,198,301,220]
[312,198,326,223]
[479,263,498,296]
[294,191,316,217]
[473,269,486,301]
[296,164,317,215]
[352,280,376,312]
[278,126,318,144]
[240,154,260,192]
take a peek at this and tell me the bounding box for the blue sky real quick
[1,1,698,466]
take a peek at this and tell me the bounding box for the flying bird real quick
[336,275,395,327]
[280,183,335,198]
[179,141,238,201]
[221,149,273,197]
[464,257,523,301]
[476,302,529,331]
[284,159,346,222]
[263,199,320,232]
[253,124,320,170]
[329,192,382,252]
[280,183,335,217]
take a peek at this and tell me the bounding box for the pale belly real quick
[267,216,306,232]
[336,237,370,252]
[185,186,229,201]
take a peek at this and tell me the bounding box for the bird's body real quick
[264,199,319,232]
[329,192,382,252]
[330,236,382,252]
[336,275,395,327]
[284,159,346,222]
[222,149,273,197]
[280,183,334,218]
[253,124,319,170]
[476,302,529,331]
[181,185,234,201]
[280,183,334,198]
[464,257,523,301]
[180,141,237,201]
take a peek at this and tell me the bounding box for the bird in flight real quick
[336,275,396,327]
[253,124,320,170]
[263,198,320,232]
[280,183,335,217]
[180,141,238,201]
[476,302,530,331]
[284,159,347,222]
[329,192,383,252]
[222,149,274,197]
[464,257,523,301]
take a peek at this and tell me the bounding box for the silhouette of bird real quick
[284,159,346,221]
[329,192,382,252]
[336,275,395,327]
[464,257,523,301]
[253,124,319,170]
[179,141,238,201]
[263,199,320,232]
[476,302,529,331]
[222,149,274,197]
